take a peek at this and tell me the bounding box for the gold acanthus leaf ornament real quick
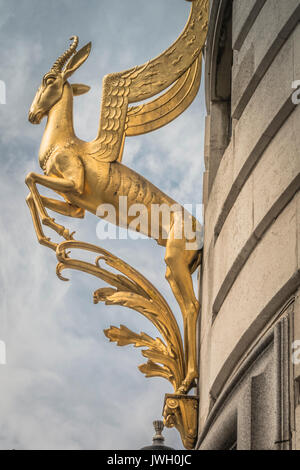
[56,240,185,392]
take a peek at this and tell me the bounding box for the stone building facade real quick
[196,0,300,450]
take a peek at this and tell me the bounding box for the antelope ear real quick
[71,83,91,96]
[63,42,92,80]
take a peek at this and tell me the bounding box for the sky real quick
[0,0,206,450]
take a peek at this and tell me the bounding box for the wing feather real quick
[88,0,208,163]
[125,55,202,136]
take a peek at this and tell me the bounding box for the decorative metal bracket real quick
[55,240,199,449]
[163,394,199,450]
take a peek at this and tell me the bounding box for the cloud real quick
[0,0,204,450]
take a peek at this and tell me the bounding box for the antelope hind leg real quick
[165,231,200,394]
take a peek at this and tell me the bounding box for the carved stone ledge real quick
[163,394,199,450]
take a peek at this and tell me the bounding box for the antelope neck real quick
[39,82,76,163]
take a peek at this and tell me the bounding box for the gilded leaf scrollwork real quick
[56,240,185,392]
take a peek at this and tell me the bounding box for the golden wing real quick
[125,55,202,136]
[88,0,209,163]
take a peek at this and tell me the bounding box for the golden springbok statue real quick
[25,0,208,399]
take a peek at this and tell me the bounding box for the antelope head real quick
[28,36,91,124]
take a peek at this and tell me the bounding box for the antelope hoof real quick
[177,381,189,395]
[177,373,198,394]
[60,228,75,240]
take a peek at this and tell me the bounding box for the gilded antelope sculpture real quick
[25,0,209,444]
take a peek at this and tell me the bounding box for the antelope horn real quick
[51,36,79,72]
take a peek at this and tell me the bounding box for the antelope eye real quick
[45,76,55,85]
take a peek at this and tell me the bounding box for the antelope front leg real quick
[25,172,76,240]
[26,194,85,251]
[26,194,58,251]
[42,197,85,219]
